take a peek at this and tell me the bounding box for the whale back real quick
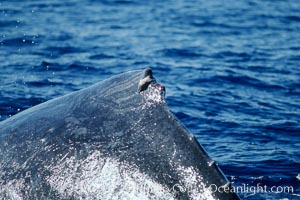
[0,70,239,199]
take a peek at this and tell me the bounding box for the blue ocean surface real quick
[0,0,299,199]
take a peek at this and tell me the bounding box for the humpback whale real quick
[0,69,240,199]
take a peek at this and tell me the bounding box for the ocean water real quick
[0,0,299,199]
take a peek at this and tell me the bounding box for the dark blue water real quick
[1,0,300,199]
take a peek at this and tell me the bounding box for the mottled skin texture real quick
[0,69,240,199]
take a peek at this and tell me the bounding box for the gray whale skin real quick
[0,69,240,200]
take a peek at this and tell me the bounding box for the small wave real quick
[212,51,252,62]
[191,21,247,30]
[285,15,300,22]
[43,46,84,55]
[98,0,140,6]
[33,61,64,71]
[67,63,99,72]
[89,53,115,60]
[26,79,65,87]
[159,48,203,58]
[32,61,99,72]
[213,74,286,90]
[0,20,20,28]
[258,121,300,136]
[1,37,38,47]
